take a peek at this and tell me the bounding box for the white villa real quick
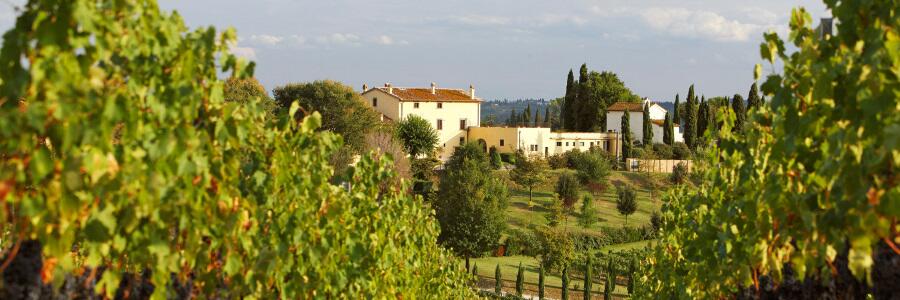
[606,101,683,145]
[360,83,622,161]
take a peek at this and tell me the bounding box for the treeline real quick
[560,64,640,132]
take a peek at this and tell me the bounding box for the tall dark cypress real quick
[544,106,550,128]
[683,88,698,150]
[583,256,593,300]
[508,109,517,127]
[563,69,576,130]
[732,94,746,132]
[539,266,546,300]
[684,85,695,125]
[575,64,589,131]
[621,110,632,161]
[495,264,502,295]
[561,267,569,300]
[516,262,525,297]
[642,102,653,146]
[673,94,681,125]
[663,112,673,145]
[697,99,708,142]
[534,107,541,128]
[747,82,761,110]
[523,104,532,127]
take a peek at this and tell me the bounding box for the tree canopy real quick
[396,114,439,157]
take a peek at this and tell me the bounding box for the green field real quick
[504,169,668,235]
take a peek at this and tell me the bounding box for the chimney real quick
[469,84,475,99]
[431,82,436,94]
[385,82,393,94]
[362,83,368,91]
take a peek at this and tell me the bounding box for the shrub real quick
[651,143,674,159]
[500,152,517,164]
[669,162,688,185]
[495,264,503,295]
[505,229,541,257]
[578,195,599,229]
[536,227,576,273]
[616,185,638,226]
[555,172,580,207]
[650,211,663,232]
[548,153,568,169]
[672,142,691,160]
[490,146,504,170]
[572,151,611,185]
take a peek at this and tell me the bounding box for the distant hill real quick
[481,99,550,125]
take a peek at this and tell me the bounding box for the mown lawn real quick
[462,255,633,296]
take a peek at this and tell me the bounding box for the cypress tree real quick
[473,263,478,277]
[697,99,708,142]
[495,264,502,295]
[544,106,550,128]
[621,110,633,161]
[561,267,569,300]
[523,104,532,127]
[516,262,525,297]
[683,87,697,150]
[672,94,681,125]
[509,109,517,127]
[534,107,542,128]
[539,266,545,300]
[663,112,673,145]
[642,102,653,146]
[684,85,695,124]
[606,255,616,293]
[583,256,593,300]
[575,64,589,131]
[627,258,636,294]
[563,69,575,130]
[732,94,746,132]
[747,82,761,110]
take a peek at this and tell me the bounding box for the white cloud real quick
[230,46,257,60]
[453,15,511,26]
[639,8,761,42]
[374,35,394,45]
[248,34,284,46]
[315,33,361,45]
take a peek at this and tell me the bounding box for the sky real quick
[0,0,830,102]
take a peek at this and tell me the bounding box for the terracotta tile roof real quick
[371,87,481,103]
[607,102,644,112]
[649,119,679,127]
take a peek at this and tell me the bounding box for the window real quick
[565,142,569,146]
[437,119,443,130]
[373,98,378,107]
[459,137,465,144]
[459,119,467,130]
[581,142,585,146]
[556,142,562,146]
[530,145,538,151]
[414,102,420,108]
[590,142,595,147]
[499,139,505,146]
[437,102,443,109]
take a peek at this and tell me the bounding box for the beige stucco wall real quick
[468,127,520,153]
[606,111,645,145]
[360,89,401,121]
[401,100,480,160]
[467,127,619,158]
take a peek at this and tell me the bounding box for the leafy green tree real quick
[580,71,640,132]
[572,151,610,186]
[510,152,549,205]
[473,263,479,277]
[663,112,674,145]
[731,94,746,132]
[578,195,599,229]
[0,2,474,298]
[583,256,593,300]
[537,226,575,272]
[538,266,546,299]
[561,267,570,300]
[546,197,566,227]
[396,114,439,157]
[672,94,681,125]
[620,110,633,160]
[516,262,525,297]
[555,172,581,207]
[642,102,653,145]
[563,69,576,130]
[495,264,503,295]
[224,77,278,118]
[435,143,508,268]
[640,3,900,298]
[616,185,638,226]
[273,80,381,156]
[747,82,761,110]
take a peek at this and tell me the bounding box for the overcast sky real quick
[0,0,830,101]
